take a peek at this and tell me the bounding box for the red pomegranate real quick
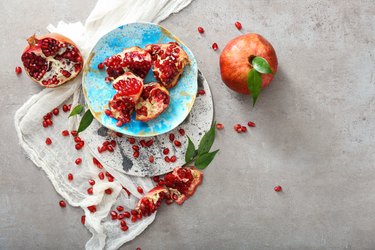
[220,33,278,95]
[136,186,169,217]
[21,33,83,88]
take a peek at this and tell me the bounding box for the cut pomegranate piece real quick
[104,46,152,80]
[135,82,170,122]
[136,186,169,217]
[145,42,189,89]
[21,34,83,88]
[164,167,203,205]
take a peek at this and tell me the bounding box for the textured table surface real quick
[1,1,375,249]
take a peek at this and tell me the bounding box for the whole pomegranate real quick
[220,33,278,100]
[21,34,83,88]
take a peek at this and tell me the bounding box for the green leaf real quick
[185,136,196,163]
[77,109,94,133]
[252,56,272,74]
[197,121,216,155]
[247,69,262,106]
[195,150,220,170]
[69,104,84,117]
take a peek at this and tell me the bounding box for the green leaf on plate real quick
[252,56,273,74]
[185,136,196,163]
[69,104,84,117]
[247,69,262,106]
[197,121,216,155]
[195,149,220,170]
[77,109,94,133]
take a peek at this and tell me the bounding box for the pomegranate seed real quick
[75,158,82,165]
[62,130,69,136]
[68,104,72,111]
[104,109,111,116]
[149,155,154,163]
[124,211,131,218]
[178,128,185,136]
[137,186,143,194]
[67,173,73,181]
[216,123,224,130]
[88,179,95,185]
[136,248,141,250]
[52,108,59,116]
[235,21,242,30]
[140,140,146,147]
[111,211,118,220]
[128,137,136,144]
[15,66,22,74]
[120,220,127,227]
[164,156,170,163]
[59,200,66,208]
[75,142,84,150]
[110,140,116,147]
[46,119,53,126]
[241,126,247,132]
[166,199,173,205]
[71,130,78,136]
[131,210,138,216]
[117,206,124,212]
[97,63,104,70]
[118,213,125,220]
[132,145,139,151]
[107,176,114,182]
[107,145,114,152]
[146,139,154,147]
[62,104,69,112]
[137,213,142,219]
[174,140,181,147]
[163,148,169,155]
[121,226,129,231]
[98,172,105,180]
[45,137,52,145]
[248,121,256,127]
[131,216,136,222]
[274,185,282,192]
[234,124,242,132]
[87,205,96,213]
[170,155,177,162]
[42,121,48,128]
[93,158,103,168]
[74,137,82,143]
[197,26,205,33]
[197,89,206,96]
[212,43,218,51]
[169,133,175,141]
[133,151,139,158]
[87,187,93,195]
[81,215,86,225]
[123,186,131,196]
[153,176,160,182]
[105,77,111,83]
[105,188,112,195]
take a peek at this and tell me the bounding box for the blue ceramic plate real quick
[82,22,198,137]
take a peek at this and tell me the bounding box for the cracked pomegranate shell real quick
[21,33,83,88]
[135,82,170,122]
[145,42,189,89]
[136,186,169,217]
[104,46,152,81]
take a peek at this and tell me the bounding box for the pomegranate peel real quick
[136,186,169,217]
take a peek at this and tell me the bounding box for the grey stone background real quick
[1,0,375,249]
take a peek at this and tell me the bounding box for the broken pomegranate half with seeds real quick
[104,46,152,81]
[21,34,83,88]
[107,72,144,126]
[164,166,203,205]
[145,42,189,89]
[136,186,169,217]
[135,82,170,122]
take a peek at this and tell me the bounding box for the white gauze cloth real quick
[14,0,192,249]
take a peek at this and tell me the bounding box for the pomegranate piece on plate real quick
[104,46,152,80]
[136,186,169,217]
[107,72,144,126]
[135,82,170,122]
[21,34,83,88]
[145,42,189,89]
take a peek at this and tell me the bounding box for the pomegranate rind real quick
[21,33,83,88]
[145,42,190,89]
[136,186,169,216]
[135,82,170,122]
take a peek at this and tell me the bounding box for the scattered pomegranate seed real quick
[163,148,170,155]
[87,205,96,213]
[131,210,138,216]
[62,104,69,112]
[118,213,125,220]
[178,128,185,136]
[197,26,204,33]
[128,137,136,144]
[137,186,143,194]
[274,185,282,192]
[62,130,69,136]
[137,213,142,219]
[87,187,93,195]
[75,158,82,165]
[81,215,86,225]
[164,156,171,163]
[216,123,224,130]
[98,172,105,180]
[71,130,78,136]
[174,140,181,147]
[67,173,73,181]
[15,66,22,74]
[153,176,160,182]
[131,216,136,222]
[149,155,154,163]
[117,206,124,212]
[146,139,154,147]
[235,21,242,30]
[132,145,139,151]
[59,200,66,208]
[110,140,116,147]
[120,220,127,227]
[234,124,242,132]
[93,157,103,168]
[46,119,53,126]
[45,137,52,145]
[169,133,175,141]
[75,142,84,150]
[133,151,139,158]
[139,140,146,147]
[212,43,218,51]
[107,176,114,182]
[241,126,247,132]
[88,179,95,185]
[123,186,131,196]
[121,226,129,231]
[105,188,112,195]
[98,63,104,70]
[247,121,256,127]
[42,121,48,128]
[170,155,177,162]
[52,108,59,116]
[111,211,118,220]
[124,211,131,218]
[74,137,81,143]
[197,89,206,96]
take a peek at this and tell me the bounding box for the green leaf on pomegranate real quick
[77,109,94,133]
[252,56,272,74]
[247,69,262,106]
[185,136,196,163]
[198,121,216,155]
[69,104,83,117]
[195,149,220,170]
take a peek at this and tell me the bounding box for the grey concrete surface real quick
[1,0,375,249]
